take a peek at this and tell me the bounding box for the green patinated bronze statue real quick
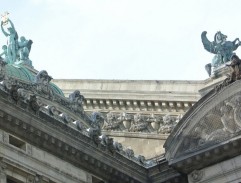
[0,12,33,66]
[0,45,8,63]
[1,17,18,64]
[201,31,241,76]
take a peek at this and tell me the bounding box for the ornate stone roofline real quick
[0,93,149,182]
[0,58,156,182]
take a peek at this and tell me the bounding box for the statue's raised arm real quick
[8,19,16,32]
[1,20,9,37]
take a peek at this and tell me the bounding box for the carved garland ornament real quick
[102,112,181,134]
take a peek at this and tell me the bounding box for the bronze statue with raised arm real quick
[1,18,18,64]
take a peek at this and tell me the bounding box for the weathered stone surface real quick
[165,79,241,174]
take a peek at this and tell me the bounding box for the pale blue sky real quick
[1,0,241,80]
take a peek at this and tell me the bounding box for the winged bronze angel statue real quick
[201,31,241,76]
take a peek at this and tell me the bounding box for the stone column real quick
[0,161,7,183]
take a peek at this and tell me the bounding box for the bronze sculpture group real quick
[201,31,241,78]
[0,12,32,66]
[201,32,241,92]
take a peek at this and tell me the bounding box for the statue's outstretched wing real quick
[201,31,217,54]
[27,40,33,52]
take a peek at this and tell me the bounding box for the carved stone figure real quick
[69,90,84,114]
[226,96,241,129]
[35,70,53,99]
[158,114,176,134]
[125,148,134,158]
[226,54,241,81]
[75,120,84,131]
[17,88,30,103]
[17,36,33,66]
[88,112,104,144]
[220,104,236,133]
[101,134,115,153]
[113,141,123,152]
[48,106,59,116]
[137,155,146,165]
[103,112,124,131]
[182,95,241,151]
[35,70,52,84]
[29,95,42,112]
[201,31,241,75]
[60,113,71,124]
[129,113,148,132]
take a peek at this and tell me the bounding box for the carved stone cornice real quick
[83,98,195,114]
[103,131,169,140]
[0,92,149,182]
[53,79,202,114]
[148,157,187,183]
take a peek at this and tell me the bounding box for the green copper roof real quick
[6,64,34,82]
[50,82,65,96]
[5,64,65,97]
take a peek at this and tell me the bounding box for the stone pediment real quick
[164,80,241,173]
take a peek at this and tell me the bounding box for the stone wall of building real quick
[0,129,93,183]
